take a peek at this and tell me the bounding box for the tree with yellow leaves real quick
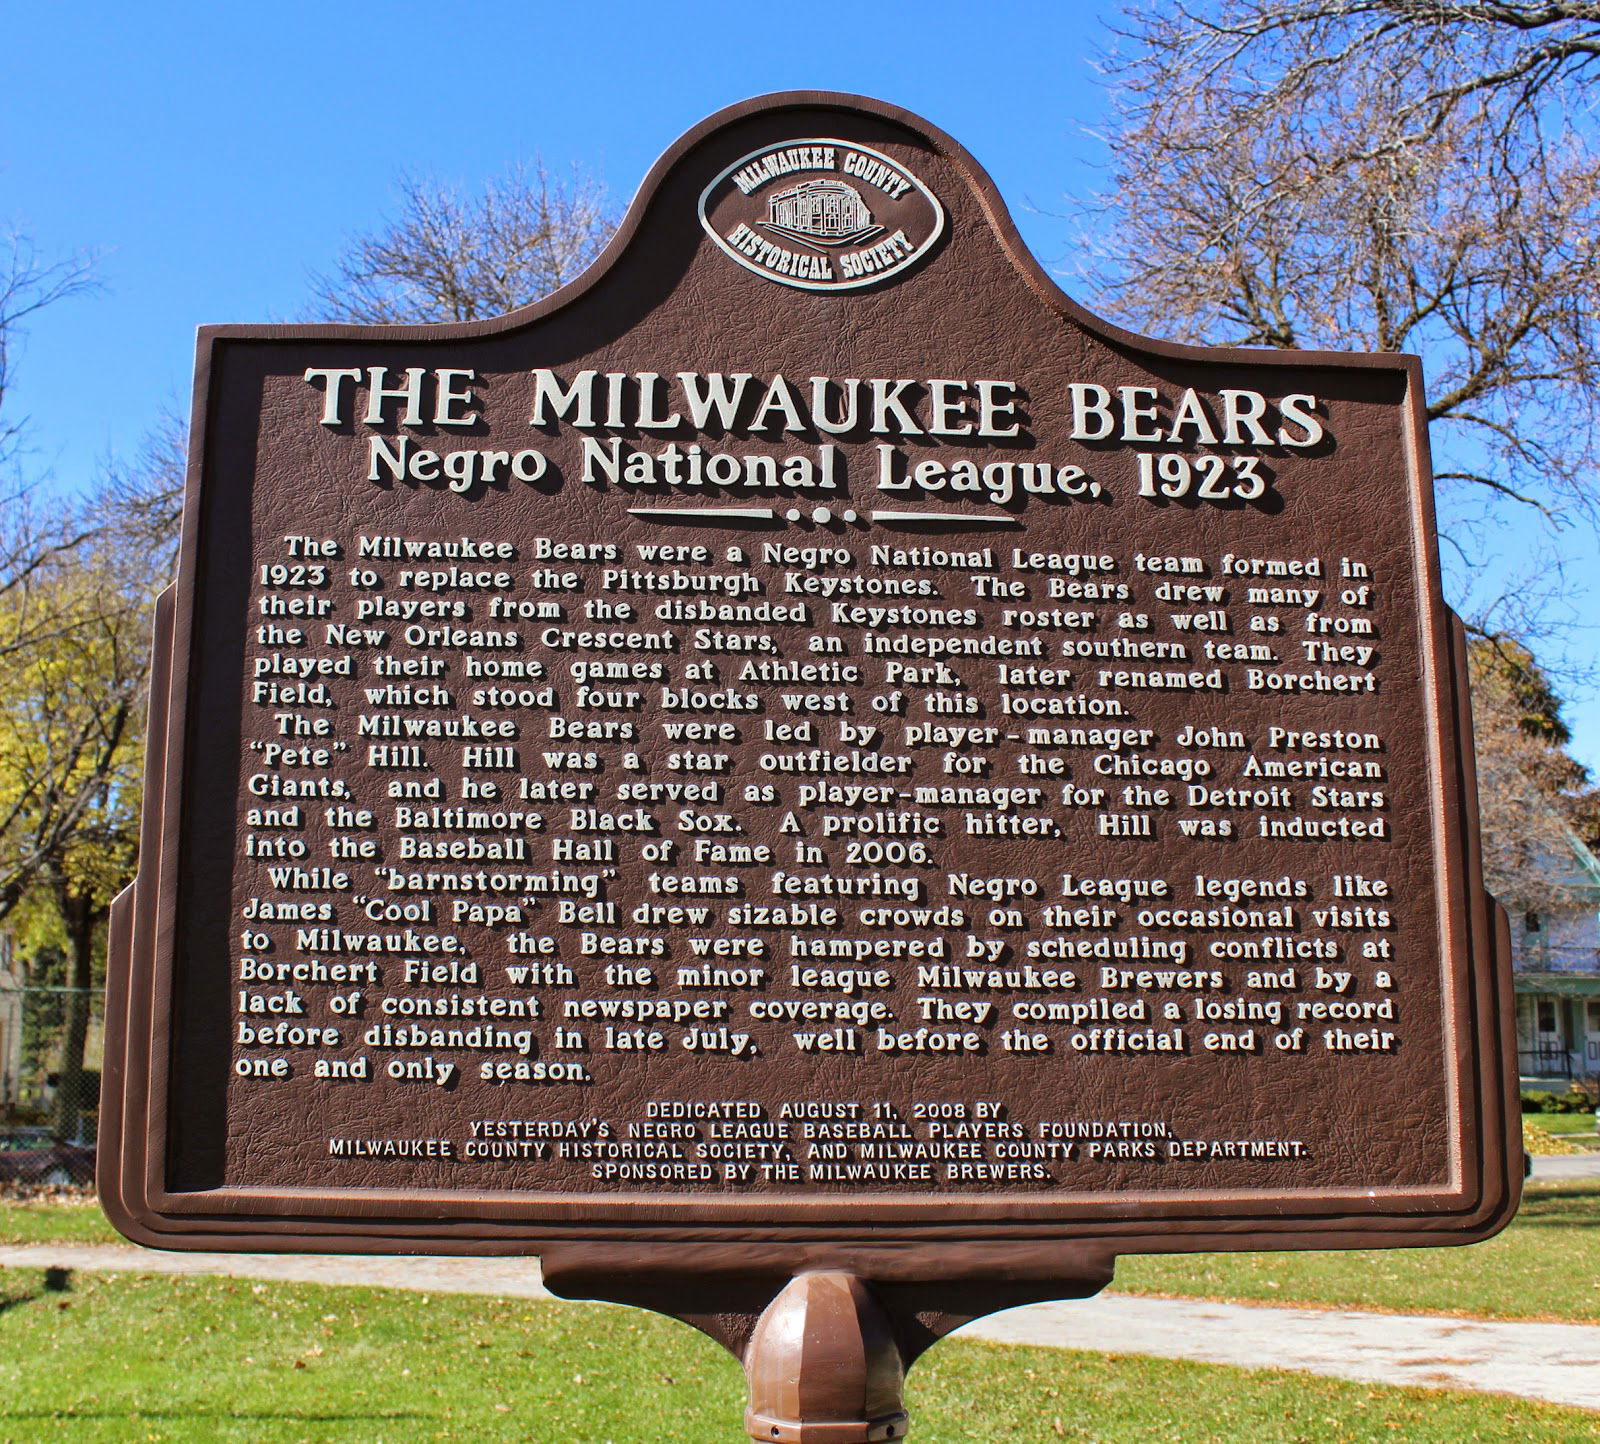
[0,475,171,1134]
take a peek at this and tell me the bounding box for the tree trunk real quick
[52,889,96,1141]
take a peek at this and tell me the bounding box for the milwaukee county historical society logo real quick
[699,139,945,291]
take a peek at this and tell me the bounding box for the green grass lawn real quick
[0,1267,1590,1442]
[1529,1111,1599,1137]
[0,1194,118,1246]
[6,1182,1599,1329]
[1114,1180,1600,1323]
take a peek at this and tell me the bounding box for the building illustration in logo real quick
[699,138,946,292]
[761,179,882,250]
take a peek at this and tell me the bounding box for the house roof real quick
[1548,818,1600,894]
[1483,754,1600,904]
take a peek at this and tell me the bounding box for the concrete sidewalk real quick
[959,1296,1600,1413]
[0,1243,554,1299]
[1531,1152,1600,1180]
[1,1242,1595,1413]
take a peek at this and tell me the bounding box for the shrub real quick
[1566,1076,1600,1109]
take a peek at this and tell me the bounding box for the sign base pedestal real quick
[743,1272,908,1443]
[542,1246,1116,1441]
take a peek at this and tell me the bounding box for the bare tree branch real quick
[0,228,98,473]
[307,160,617,323]
[1085,1,1600,539]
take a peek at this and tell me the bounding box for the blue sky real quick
[5,1,1597,769]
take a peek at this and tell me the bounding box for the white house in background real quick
[1511,822,1600,1085]
[0,935,22,1111]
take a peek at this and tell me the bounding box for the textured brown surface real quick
[101,92,1518,1263]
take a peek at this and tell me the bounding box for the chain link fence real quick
[0,983,104,1157]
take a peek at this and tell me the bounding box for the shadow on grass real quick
[1517,1184,1600,1229]
[0,1265,63,1315]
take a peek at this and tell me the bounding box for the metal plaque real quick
[102,93,1519,1267]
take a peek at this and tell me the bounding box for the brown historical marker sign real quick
[102,90,1518,1433]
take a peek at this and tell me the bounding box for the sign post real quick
[102,93,1520,1440]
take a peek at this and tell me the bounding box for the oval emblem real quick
[699,139,945,292]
